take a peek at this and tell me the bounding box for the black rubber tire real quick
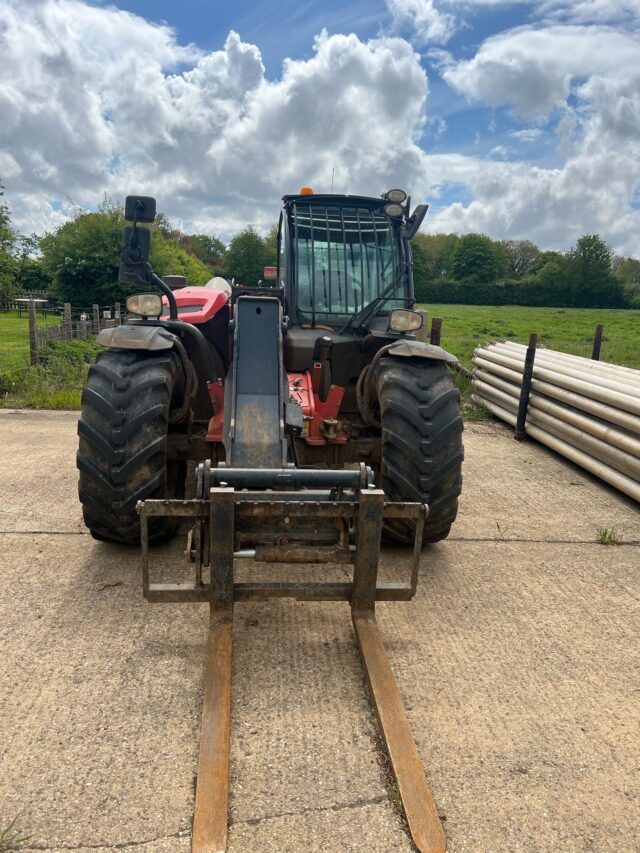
[77,349,184,544]
[373,357,464,545]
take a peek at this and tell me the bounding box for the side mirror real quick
[119,225,152,284]
[402,204,428,240]
[124,195,156,223]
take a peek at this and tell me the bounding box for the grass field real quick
[0,312,86,409]
[417,304,640,370]
[1,305,639,411]
[0,311,62,365]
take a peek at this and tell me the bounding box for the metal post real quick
[415,310,428,343]
[592,323,604,361]
[28,299,38,366]
[92,304,100,334]
[63,303,72,341]
[430,316,442,347]
[515,333,537,440]
[115,302,121,324]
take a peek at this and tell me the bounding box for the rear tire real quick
[374,357,463,545]
[77,349,184,545]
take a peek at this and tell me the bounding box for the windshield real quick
[290,203,402,318]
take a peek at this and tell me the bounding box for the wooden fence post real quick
[28,299,38,366]
[430,316,442,346]
[415,310,429,343]
[592,323,604,360]
[92,304,100,334]
[64,303,72,341]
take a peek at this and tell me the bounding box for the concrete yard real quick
[0,409,638,853]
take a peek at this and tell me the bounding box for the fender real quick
[382,339,458,363]
[357,338,458,427]
[97,324,178,350]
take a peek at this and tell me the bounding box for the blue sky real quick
[101,0,540,162]
[1,0,639,254]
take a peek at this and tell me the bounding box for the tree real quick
[410,236,430,301]
[529,249,564,275]
[179,233,226,268]
[40,206,124,304]
[40,205,212,305]
[501,239,540,279]
[14,235,50,292]
[0,182,17,303]
[412,233,459,281]
[223,226,272,285]
[451,233,507,285]
[613,256,640,308]
[566,234,624,308]
[263,224,278,268]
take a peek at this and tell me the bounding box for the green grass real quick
[0,311,62,362]
[0,815,30,852]
[2,304,639,414]
[595,527,623,545]
[417,304,640,371]
[0,337,101,410]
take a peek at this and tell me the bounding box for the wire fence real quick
[0,300,123,391]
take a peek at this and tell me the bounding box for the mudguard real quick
[383,339,458,363]
[97,324,177,351]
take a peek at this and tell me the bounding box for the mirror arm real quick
[150,270,179,320]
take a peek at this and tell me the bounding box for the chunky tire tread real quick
[374,357,464,545]
[77,349,183,544]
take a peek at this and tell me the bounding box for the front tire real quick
[77,349,184,544]
[374,357,464,545]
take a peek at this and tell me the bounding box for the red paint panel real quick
[161,286,229,323]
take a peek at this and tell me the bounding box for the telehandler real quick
[77,188,463,852]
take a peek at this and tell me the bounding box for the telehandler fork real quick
[139,292,445,852]
[78,190,463,852]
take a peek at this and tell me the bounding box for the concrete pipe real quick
[472,354,640,436]
[474,347,640,417]
[471,394,640,502]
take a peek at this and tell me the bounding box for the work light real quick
[126,293,163,317]
[388,309,424,333]
[385,188,407,203]
[384,202,404,217]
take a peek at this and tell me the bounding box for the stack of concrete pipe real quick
[472,341,640,502]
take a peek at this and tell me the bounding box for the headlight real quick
[385,188,407,203]
[384,202,404,217]
[127,293,163,317]
[388,309,424,333]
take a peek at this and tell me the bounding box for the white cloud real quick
[509,128,543,142]
[539,0,640,24]
[385,0,457,44]
[487,144,512,159]
[1,0,639,256]
[441,25,640,120]
[0,1,434,238]
[428,23,640,253]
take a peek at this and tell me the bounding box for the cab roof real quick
[282,193,386,207]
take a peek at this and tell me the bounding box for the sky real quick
[0,0,639,254]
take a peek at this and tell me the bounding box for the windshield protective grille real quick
[292,204,401,317]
